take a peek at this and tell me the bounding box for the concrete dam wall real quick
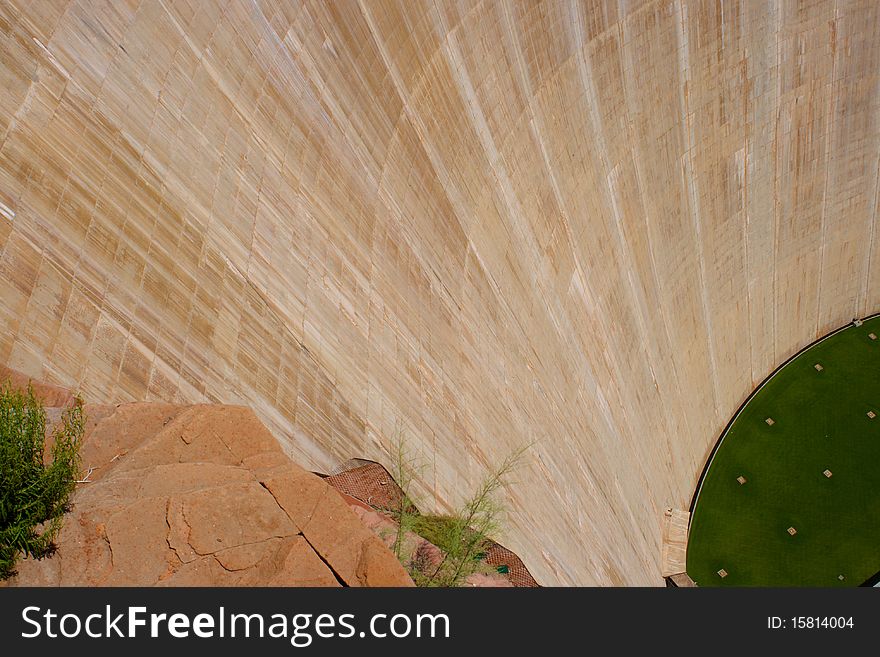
[0,0,877,584]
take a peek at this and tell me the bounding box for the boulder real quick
[3,370,412,587]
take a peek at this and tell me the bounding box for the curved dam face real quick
[0,1,878,585]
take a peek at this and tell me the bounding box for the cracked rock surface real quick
[4,373,413,587]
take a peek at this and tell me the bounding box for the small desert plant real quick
[0,383,83,579]
[421,447,527,587]
[389,437,529,587]
[389,436,419,563]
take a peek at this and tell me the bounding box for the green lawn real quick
[687,316,880,587]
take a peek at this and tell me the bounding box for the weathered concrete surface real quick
[5,389,413,587]
[660,509,690,578]
[0,1,878,584]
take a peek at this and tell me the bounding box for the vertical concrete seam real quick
[614,6,700,454]
[568,1,685,526]
[771,0,783,365]
[498,2,621,446]
[815,1,839,336]
[740,1,755,386]
[674,0,722,416]
[863,151,880,316]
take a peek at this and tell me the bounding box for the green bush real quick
[390,438,528,587]
[0,383,83,579]
[408,513,493,587]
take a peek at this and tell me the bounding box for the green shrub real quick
[389,437,419,565]
[0,383,83,579]
[408,513,493,586]
[390,438,529,587]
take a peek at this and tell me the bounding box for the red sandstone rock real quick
[2,370,413,587]
[261,467,413,587]
[0,365,74,408]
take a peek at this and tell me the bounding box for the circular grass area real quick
[687,316,880,586]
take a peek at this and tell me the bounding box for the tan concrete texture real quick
[660,509,689,578]
[0,1,877,585]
